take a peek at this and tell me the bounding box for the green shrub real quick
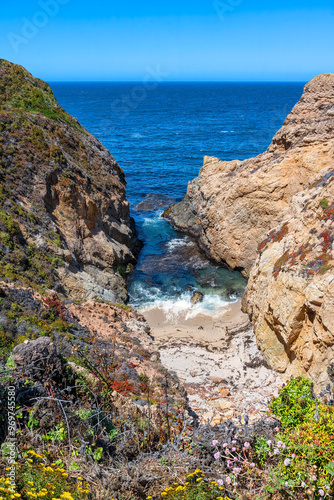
[269,376,316,428]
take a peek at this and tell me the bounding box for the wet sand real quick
[141,300,284,425]
[141,300,249,342]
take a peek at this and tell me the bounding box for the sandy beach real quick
[141,300,284,424]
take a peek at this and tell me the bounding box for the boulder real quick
[13,337,62,378]
[191,291,204,305]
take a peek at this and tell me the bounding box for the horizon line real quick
[48,80,307,84]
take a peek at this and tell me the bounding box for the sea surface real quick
[51,82,304,319]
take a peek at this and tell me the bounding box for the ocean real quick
[51,82,304,319]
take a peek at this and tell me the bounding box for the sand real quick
[141,300,284,425]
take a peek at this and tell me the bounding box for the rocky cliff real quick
[165,73,334,277]
[0,59,141,302]
[243,178,334,387]
[165,73,334,387]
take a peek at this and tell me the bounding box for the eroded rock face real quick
[165,73,334,277]
[166,73,334,387]
[0,59,141,302]
[243,178,334,389]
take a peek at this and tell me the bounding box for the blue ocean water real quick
[51,82,304,317]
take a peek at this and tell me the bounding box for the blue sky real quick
[0,0,333,81]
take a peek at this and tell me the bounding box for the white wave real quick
[166,237,195,251]
[140,292,229,323]
[220,130,235,133]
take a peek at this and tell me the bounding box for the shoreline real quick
[141,299,249,343]
[141,300,284,424]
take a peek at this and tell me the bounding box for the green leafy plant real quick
[269,376,316,428]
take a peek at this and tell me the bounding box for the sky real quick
[0,0,333,81]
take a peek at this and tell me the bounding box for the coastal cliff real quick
[165,73,334,277]
[243,177,334,386]
[166,73,334,386]
[0,59,141,303]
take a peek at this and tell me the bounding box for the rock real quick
[218,400,232,411]
[165,72,334,390]
[218,387,231,397]
[210,414,224,426]
[13,337,62,378]
[244,178,334,389]
[0,59,141,302]
[133,193,175,212]
[191,291,204,305]
[165,73,334,277]
[208,376,226,384]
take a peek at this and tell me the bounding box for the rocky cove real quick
[1,60,334,499]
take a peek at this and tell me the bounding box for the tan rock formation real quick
[243,179,334,388]
[166,73,334,387]
[165,73,334,277]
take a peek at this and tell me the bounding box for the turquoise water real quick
[51,82,304,316]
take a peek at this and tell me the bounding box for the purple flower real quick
[277,440,283,448]
[227,459,232,468]
[244,442,250,449]
[225,477,231,485]
[301,482,306,488]
[214,452,221,460]
[267,440,272,446]
[284,458,291,466]
[319,490,325,497]
[217,479,224,486]
[232,440,236,444]
[273,448,279,455]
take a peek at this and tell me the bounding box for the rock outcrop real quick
[0,59,141,302]
[165,73,334,387]
[165,73,334,277]
[0,281,187,415]
[13,336,62,379]
[243,178,334,388]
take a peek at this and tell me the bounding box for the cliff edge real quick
[0,59,141,302]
